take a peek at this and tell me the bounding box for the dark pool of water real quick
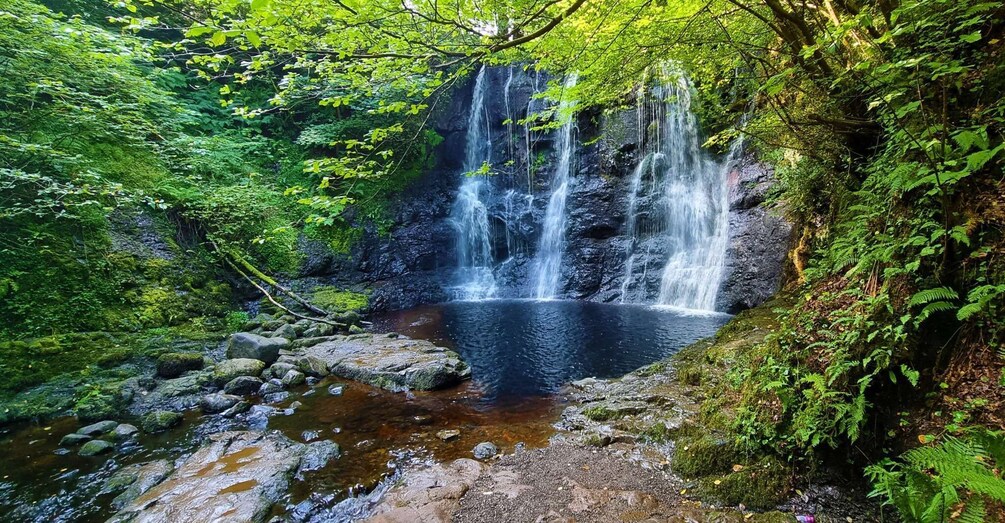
[373,299,730,401]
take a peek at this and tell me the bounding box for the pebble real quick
[436,429,461,441]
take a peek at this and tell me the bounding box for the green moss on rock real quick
[582,405,618,421]
[156,352,204,379]
[141,410,183,433]
[312,287,369,313]
[672,433,743,477]
[695,455,791,510]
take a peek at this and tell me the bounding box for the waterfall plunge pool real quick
[372,300,731,403]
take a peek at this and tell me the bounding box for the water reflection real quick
[374,299,729,401]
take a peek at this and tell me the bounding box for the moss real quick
[156,352,204,378]
[582,405,619,421]
[312,286,369,313]
[695,455,791,510]
[678,366,705,386]
[141,410,183,433]
[225,311,250,332]
[581,433,612,447]
[74,381,125,421]
[672,434,743,477]
[636,361,669,377]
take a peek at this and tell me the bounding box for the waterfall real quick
[449,68,496,300]
[533,74,578,300]
[620,66,736,311]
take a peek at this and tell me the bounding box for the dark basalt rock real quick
[286,67,792,314]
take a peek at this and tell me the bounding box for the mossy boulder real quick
[74,382,127,421]
[695,455,791,509]
[79,439,115,456]
[141,410,183,433]
[671,434,742,477]
[223,376,263,396]
[156,352,205,379]
[213,358,266,385]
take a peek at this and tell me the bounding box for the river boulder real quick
[223,376,263,396]
[302,334,471,391]
[200,393,242,414]
[213,358,266,385]
[226,333,288,364]
[155,353,205,379]
[108,431,338,523]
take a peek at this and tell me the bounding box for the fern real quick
[867,430,1005,523]
[909,287,959,307]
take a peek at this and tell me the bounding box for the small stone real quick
[259,379,284,395]
[220,401,252,418]
[412,415,433,425]
[281,370,306,388]
[472,442,498,459]
[141,411,183,433]
[224,376,264,396]
[79,440,115,457]
[263,392,290,404]
[77,420,118,437]
[327,384,345,396]
[112,424,139,441]
[289,401,302,410]
[348,324,365,334]
[200,393,242,414]
[59,433,92,447]
[436,429,461,441]
[268,362,296,380]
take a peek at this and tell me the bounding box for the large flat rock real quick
[108,431,337,523]
[303,334,471,391]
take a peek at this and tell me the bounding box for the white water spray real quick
[533,74,578,300]
[449,68,496,300]
[620,66,740,311]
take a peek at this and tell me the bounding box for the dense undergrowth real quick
[0,0,398,420]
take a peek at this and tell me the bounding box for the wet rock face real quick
[109,431,338,523]
[303,334,471,391]
[302,68,791,313]
[716,156,792,313]
[364,459,486,523]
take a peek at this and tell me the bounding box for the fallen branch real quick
[227,251,331,317]
[222,256,347,330]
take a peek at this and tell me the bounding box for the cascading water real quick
[449,68,496,300]
[620,66,738,311]
[533,74,578,300]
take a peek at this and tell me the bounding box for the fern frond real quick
[909,286,959,307]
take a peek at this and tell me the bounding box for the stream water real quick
[0,301,726,521]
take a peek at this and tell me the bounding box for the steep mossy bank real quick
[0,328,225,424]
